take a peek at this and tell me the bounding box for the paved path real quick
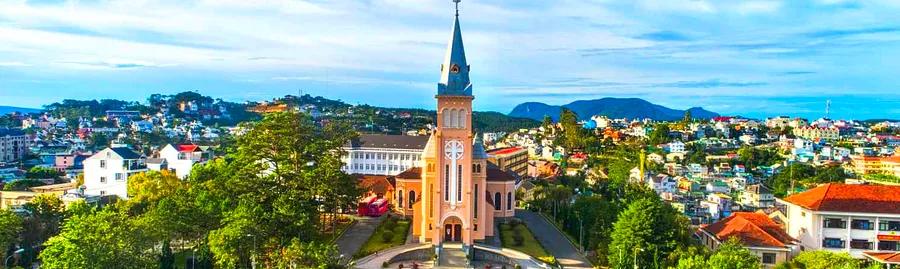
[337,216,383,258]
[516,210,592,269]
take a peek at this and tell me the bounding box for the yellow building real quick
[0,182,78,209]
[486,147,528,178]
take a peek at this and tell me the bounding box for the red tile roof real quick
[486,147,525,156]
[356,174,395,194]
[782,183,900,214]
[701,212,796,248]
[177,144,199,152]
[864,252,900,264]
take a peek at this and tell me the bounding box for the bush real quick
[393,225,406,234]
[381,231,395,243]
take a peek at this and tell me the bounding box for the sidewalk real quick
[337,216,384,258]
[515,210,592,269]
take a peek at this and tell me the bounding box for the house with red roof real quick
[698,212,799,267]
[158,144,214,179]
[778,183,900,259]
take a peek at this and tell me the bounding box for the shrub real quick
[381,231,395,243]
[393,225,407,234]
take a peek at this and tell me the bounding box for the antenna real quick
[453,0,461,16]
[825,99,831,119]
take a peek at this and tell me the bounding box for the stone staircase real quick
[437,244,468,268]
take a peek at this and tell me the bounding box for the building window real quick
[851,219,873,230]
[398,191,403,209]
[879,220,900,232]
[100,176,106,183]
[474,184,478,216]
[822,238,844,249]
[457,165,462,202]
[100,160,106,168]
[507,192,512,210]
[408,191,415,209]
[444,165,450,201]
[762,253,776,264]
[878,241,899,251]
[494,192,501,211]
[850,239,873,250]
[429,184,433,218]
[823,218,846,229]
[115,173,124,181]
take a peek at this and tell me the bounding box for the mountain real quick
[509,98,719,121]
[0,106,42,114]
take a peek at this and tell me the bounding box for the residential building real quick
[698,212,800,267]
[0,128,28,163]
[849,155,900,177]
[793,126,840,140]
[742,184,775,210]
[486,147,527,178]
[159,144,212,179]
[82,147,147,199]
[669,141,686,153]
[779,183,900,258]
[341,134,428,176]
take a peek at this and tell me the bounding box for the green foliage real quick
[277,239,343,269]
[648,123,672,145]
[766,163,847,197]
[863,173,900,183]
[126,170,185,206]
[499,222,554,264]
[706,238,761,269]
[25,166,62,179]
[40,208,156,269]
[3,179,47,191]
[777,250,863,269]
[472,111,540,133]
[737,146,784,169]
[608,197,691,269]
[0,209,23,264]
[355,218,410,259]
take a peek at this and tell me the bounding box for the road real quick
[337,216,382,258]
[516,210,593,269]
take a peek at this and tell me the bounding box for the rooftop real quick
[486,147,525,156]
[782,183,900,214]
[700,212,796,248]
[346,134,429,150]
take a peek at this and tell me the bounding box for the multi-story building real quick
[486,147,527,178]
[158,144,213,179]
[793,126,840,140]
[849,155,900,177]
[82,147,147,199]
[698,212,799,267]
[741,184,776,210]
[779,183,900,258]
[341,134,428,176]
[0,128,28,164]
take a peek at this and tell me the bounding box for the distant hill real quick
[509,98,718,121]
[0,106,42,115]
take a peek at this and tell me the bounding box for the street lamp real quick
[246,234,257,269]
[5,248,24,268]
[632,247,644,269]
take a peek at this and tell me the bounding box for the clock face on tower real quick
[444,140,464,160]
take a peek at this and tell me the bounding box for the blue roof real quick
[437,15,472,96]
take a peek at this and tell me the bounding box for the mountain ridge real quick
[508,97,719,121]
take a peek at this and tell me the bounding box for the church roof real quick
[486,163,518,182]
[423,134,437,157]
[437,10,472,96]
[472,135,488,159]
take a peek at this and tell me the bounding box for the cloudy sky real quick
[1,0,899,120]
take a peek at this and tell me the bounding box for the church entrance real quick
[443,217,463,242]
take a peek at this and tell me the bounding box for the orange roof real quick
[396,167,422,180]
[701,212,796,248]
[356,174,395,194]
[177,144,199,152]
[864,252,900,264]
[783,183,900,214]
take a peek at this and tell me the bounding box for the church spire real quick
[438,0,472,96]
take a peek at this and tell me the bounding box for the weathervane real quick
[454,0,461,17]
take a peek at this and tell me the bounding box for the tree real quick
[706,238,761,269]
[40,208,156,269]
[777,250,863,269]
[0,209,23,265]
[126,170,185,206]
[25,166,62,180]
[276,239,343,269]
[2,179,46,191]
[559,108,584,150]
[648,124,671,145]
[608,197,691,269]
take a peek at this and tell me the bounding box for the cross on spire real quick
[454,0,461,17]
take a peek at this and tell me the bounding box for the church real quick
[383,1,517,253]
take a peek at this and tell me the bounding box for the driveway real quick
[516,210,593,269]
[337,216,382,258]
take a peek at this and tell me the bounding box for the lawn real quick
[498,221,555,264]
[353,216,411,259]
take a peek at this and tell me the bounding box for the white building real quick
[341,134,428,176]
[668,141,686,153]
[0,129,28,164]
[158,144,212,179]
[779,183,900,259]
[82,147,147,199]
[741,184,775,210]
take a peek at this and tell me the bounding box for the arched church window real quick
[507,192,512,210]
[409,191,416,209]
[449,109,459,128]
[494,192,501,211]
[458,109,466,129]
[398,190,404,209]
[443,109,453,128]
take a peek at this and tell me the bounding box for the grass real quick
[353,216,411,259]
[498,222,555,265]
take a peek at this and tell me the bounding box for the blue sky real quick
[1,0,900,120]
